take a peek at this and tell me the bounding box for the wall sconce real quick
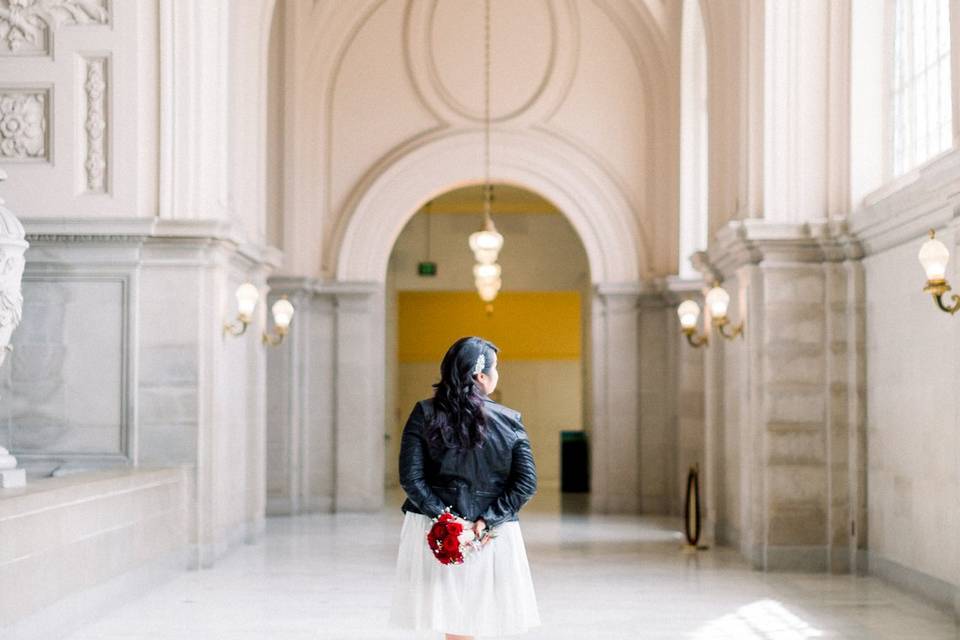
[677,300,708,347]
[704,283,743,339]
[262,297,295,346]
[224,283,260,337]
[677,282,744,348]
[918,229,960,314]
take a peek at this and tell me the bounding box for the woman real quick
[389,336,541,639]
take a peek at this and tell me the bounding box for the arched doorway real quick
[325,128,646,515]
[384,184,591,505]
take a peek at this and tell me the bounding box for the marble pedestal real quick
[0,468,26,488]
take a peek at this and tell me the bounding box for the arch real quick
[334,128,643,283]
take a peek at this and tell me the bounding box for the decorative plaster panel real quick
[0,89,48,160]
[81,55,107,193]
[0,0,109,56]
[404,0,578,126]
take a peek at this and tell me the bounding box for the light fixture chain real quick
[483,0,491,221]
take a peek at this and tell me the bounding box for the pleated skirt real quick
[388,510,541,638]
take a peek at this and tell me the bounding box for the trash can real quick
[560,430,589,493]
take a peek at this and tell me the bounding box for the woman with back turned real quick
[388,336,541,639]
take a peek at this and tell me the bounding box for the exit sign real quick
[417,261,437,276]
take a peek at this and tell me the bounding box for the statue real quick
[0,169,29,488]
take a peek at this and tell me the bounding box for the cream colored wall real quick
[862,226,960,591]
[391,205,589,291]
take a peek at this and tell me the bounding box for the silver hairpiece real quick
[473,352,486,376]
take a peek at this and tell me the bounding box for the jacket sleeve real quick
[398,402,447,518]
[479,424,538,528]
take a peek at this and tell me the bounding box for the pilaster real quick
[706,219,864,572]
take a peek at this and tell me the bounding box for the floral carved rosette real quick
[0,169,28,370]
[426,507,497,565]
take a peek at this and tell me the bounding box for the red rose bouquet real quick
[426,507,497,565]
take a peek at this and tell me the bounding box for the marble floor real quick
[64,488,958,640]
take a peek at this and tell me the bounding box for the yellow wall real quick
[398,290,581,363]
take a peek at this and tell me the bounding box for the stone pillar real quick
[637,288,678,514]
[663,279,707,519]
[265,278,340,515]
[333,282,385,511]
[589,283,641,513]
[265,278,385,514]
[707,220,863,572]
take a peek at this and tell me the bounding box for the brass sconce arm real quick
[262,326,288,347]
[682,327,708,348]
[713,316,744,340]
[924,280,960,314]
[223,314,252,337]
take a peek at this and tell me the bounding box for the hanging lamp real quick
[469,0,502,312]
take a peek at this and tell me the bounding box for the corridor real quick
[63,490,958,640]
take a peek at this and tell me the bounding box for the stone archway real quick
[334,128,643,283]
[322,128,647,514]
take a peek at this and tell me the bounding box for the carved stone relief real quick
[0,90,48,160]
[0,0,109,56]
[82,56,106,191]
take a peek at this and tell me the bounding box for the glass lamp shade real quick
[473,263,502,280]
[271,298,295,329]
[919,235,950,281]
[469,229,504,264]
[476,279,501,302]
[677,300,701,330]
[705,285,730,319]
[235,283,260,318]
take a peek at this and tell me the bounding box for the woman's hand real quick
[472,517,492,546]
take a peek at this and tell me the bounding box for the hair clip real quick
[473,352,486,376]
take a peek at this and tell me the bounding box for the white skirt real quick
[388,511,541,638]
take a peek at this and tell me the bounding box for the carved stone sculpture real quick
[0,168,28,488]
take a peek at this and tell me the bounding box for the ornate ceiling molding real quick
[402,0,578,127]
[0,0,109,56]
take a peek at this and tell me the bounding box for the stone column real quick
[589,283,641,513]
[333,282,386,511]
[265,278,385,514]
[265,277,337,515]
[707,220,863,572]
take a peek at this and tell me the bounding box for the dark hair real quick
[425,336,499,454]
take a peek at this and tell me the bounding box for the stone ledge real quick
[0,465,190,515]
[707,219,862,277]
[849,147,960,257]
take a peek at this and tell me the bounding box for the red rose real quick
[442,535,460,553]
[445,522,461,537]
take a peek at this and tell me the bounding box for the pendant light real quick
[469,0,503,312]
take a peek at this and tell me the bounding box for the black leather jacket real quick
[399,395,537,528]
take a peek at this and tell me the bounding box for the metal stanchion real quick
[682,464,710,551]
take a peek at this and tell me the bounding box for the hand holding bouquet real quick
[426,507,497,565]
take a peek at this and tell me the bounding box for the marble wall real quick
[850,149,960,613]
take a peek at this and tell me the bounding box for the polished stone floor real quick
[65,488,959,640]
